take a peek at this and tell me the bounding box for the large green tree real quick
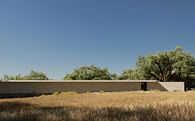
[117,68,144,80]
[182,60,195,89]
[2,70,49,80]
[63,65,117,80]
[136,46,194,82]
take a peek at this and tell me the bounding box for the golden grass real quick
[1,91,195,121]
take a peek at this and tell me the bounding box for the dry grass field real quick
[1,91,195,121]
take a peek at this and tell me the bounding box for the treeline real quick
[1,46,195,88]
[2,70,49,80]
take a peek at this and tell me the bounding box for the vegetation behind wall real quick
[1,46,194,89]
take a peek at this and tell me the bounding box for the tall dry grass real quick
[1,91,195,121]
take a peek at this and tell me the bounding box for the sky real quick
[0,0,195,79]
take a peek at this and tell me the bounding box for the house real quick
[0,80,184,97]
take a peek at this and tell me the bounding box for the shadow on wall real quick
[147,82,168,91]
[0,101,194,121]
[0,93,51,99]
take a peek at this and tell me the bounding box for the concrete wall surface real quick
[0,81,185,96]
[0,82,141,94]
[147,82,184,91]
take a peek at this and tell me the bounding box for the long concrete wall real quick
[0,82,141,94]
[147,82,184,91]
[0,81,184,97]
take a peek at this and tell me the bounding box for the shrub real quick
[99,90,104,94]
[52,92,60,95]
[59,91,77,95]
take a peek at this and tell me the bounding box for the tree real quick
[2,70,49,80]
[1,74,24,80]
[182,60,195,89]
[118,68,144,80]
[63,65,117,80]
[23,70,49,80]
[136,46,195,82]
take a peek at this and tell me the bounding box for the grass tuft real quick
[99,90,104,94]
[149,89,161,92]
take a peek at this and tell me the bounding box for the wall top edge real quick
[0,80,157,83]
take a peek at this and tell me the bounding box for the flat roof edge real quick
[0,80,157,83]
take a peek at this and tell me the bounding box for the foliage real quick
[2,70,49,80]
[99,90,104,94]
[63,65,117,80]
[52,92,60,96]
[119,46,194,83]
[59,91,77,95]
[52,91,77,96]
[182,60,195,89]
[117,68,144,80]
[118,46,195,89]
[136,46,194,82]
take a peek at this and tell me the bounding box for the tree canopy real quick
[118,46,195,90]
[117,68,143,80]
[136,46,194,82]
[2,70,49,80]
[63,65,117,80]
[182,60,195,89]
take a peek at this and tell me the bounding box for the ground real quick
[1,91,195,121]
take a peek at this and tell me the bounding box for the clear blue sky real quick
[0,0,194,79]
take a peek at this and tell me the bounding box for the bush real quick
[59,91,77,95]
[52,92,60,95]
[99,90,104,94]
